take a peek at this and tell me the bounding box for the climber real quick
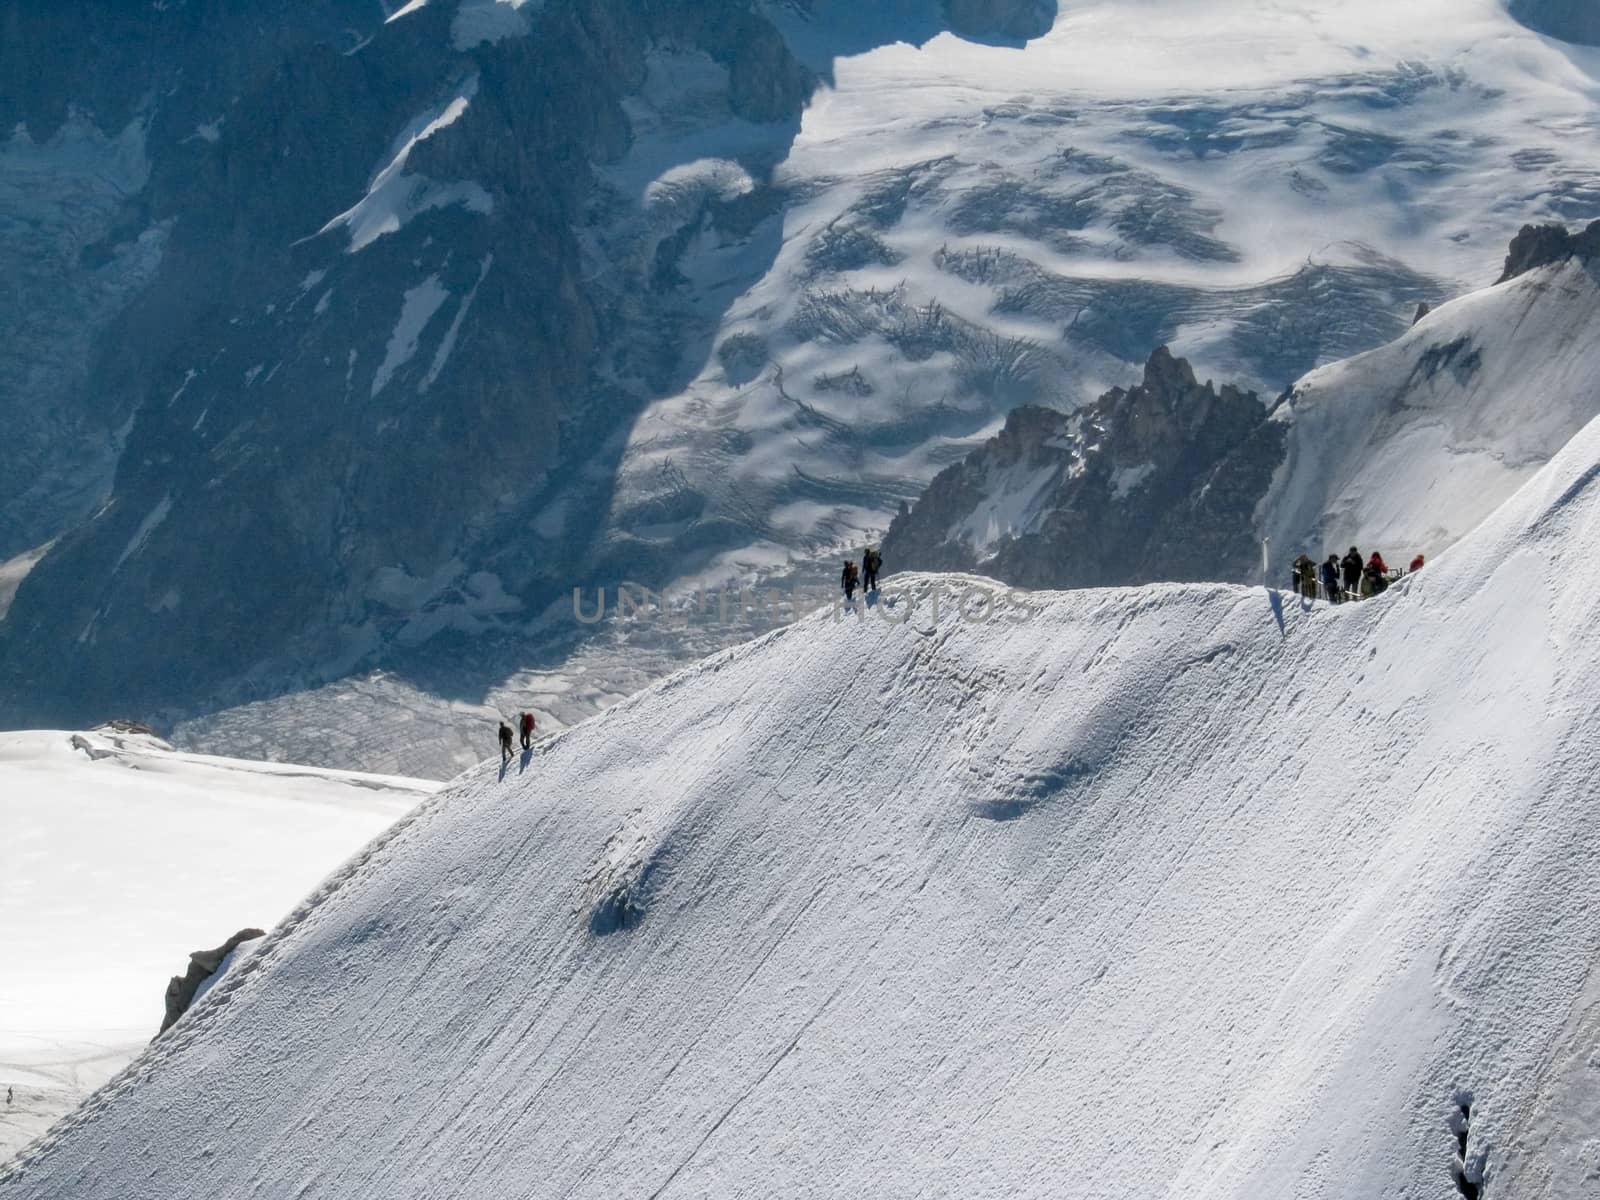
[1292,553,1317,600]
[1320,555,1343,603]
[519,711,535,751]
[841,559,860,602]
[1409,553,1425,573]
[497,721,514,765]
[862,546,883,592]
[1341,546,1364,598]
[1364,553,1389,596]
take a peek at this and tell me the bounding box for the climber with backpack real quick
[1320,555,1343,603]
[497,721,514,765]
[1364,553,1389,596]
[862,547,883,592]
[1292,553,1317,600]
[1341,546,1363,598]
[519,711,535,751]
[841,559,860,602]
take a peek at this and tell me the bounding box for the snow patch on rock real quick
[452,0,543,49]
[316,76,491,254]
[372,276,451,397]
[111,496,171,573]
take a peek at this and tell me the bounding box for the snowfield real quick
[7,411,1600,1195]
[0,731,434,1163]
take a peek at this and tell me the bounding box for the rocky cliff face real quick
[160,929,266,1034]
[881,348,1285,588]
[1499,217,1600,282]
[942,0,1057,41]
[1508,0,1600,45]
[0,0,818,725]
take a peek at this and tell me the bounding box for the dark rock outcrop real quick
[94,719,161,738]
[1498,219,1600,283]
[942,0,1057,41]
[882,347,1286,588]
[1508,0,1600,46]
[160,928,266,1034]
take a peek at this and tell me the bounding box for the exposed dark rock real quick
[882,347,1285,587]
[942,0,1057,42]
[160,928,266,1034]
[1508,0,1600,45]
[0,0,814,729]
[1498,219,1600,283]
[94,719,161,738]
[717,333,771,385]
[1412,301,1432,325]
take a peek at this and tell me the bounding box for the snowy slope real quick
[0,730,435,1163]
[1263,251,1600,564]
[8,419,1600,1196]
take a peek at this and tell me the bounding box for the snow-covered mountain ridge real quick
[886,221,1600,587]
[6,401,1600,1196]
[5,1,1600,775]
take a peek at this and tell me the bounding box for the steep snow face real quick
[1262,253,1600,565]
[9,417,1600,1197]
[314,75,492,254]
[0,730,434,1164]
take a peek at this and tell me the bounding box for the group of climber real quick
[496,710,537,764]
[841,546,883,601]
[1289,546,1425,603]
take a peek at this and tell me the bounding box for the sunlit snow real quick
[0,730,432,1162]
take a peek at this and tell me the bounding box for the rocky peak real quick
[942,0,1057,41]
[1498,219,1600,283]
[881,347,1283,589]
